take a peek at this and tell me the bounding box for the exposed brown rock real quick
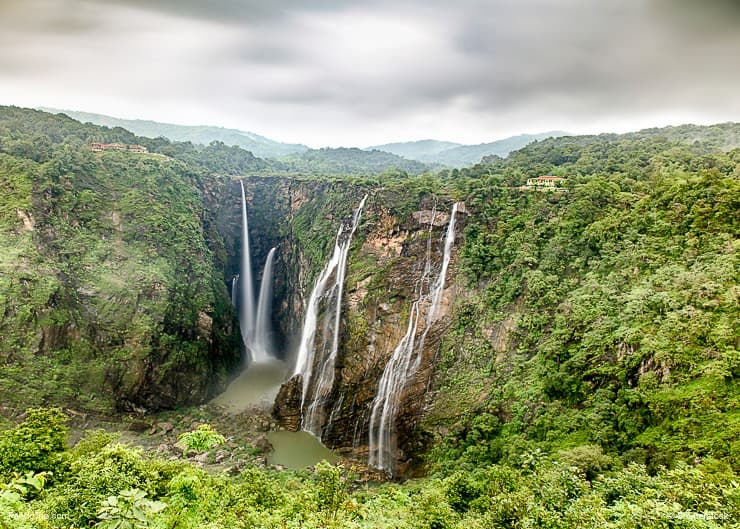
[16,209,34,231]
[412,209,449,227]
[272,374,303,432]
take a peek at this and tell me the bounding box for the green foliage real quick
[0,106,240,412]
[314,462,350,526]
[281,147,431,176]
[0,408,68,477]
[176,424,225,453]
[45,443,161,527]
[429,133,739,474]
[96,488,166,529]
[0,406,734,529]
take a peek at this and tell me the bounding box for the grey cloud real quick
[0,0,737,146]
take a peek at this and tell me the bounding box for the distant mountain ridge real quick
[281,147,432,176]
[39,107,309,159]
[369,139,463,160]
[369,131,571,167]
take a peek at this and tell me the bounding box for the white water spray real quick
[238,181,256,356]
[231,276,239,306]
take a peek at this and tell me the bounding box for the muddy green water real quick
[266,430,339,469]
[212,358,339,469]
[212,359,287,411]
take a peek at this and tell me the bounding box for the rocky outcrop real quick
[321,201,464,474]
[272,375,303,432]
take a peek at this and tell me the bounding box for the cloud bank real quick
[1,0,738,146]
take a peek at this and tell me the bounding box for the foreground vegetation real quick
[1,409,736,529]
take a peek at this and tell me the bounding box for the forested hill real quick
[40,107,310,159]
[279,146,432,176]
[427,124,739,476]
[0,106,276,175]
[478,123,740,166]
[370,131,570,167]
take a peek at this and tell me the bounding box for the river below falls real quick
[211,358,339,469]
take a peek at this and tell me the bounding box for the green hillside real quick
[281,147,433,176]
[40,108,309,158]
[0,106,242,412]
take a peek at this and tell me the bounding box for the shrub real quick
[44,444,159,527]
[0,408,68,477]
[95,488,166,529]
[176,425,225,454]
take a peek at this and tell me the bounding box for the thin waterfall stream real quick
[293,195,368,436]
[238,180,257,357]
[230,275,238,306]
[368,202,460,473]
[253,247,276,362]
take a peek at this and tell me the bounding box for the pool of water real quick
[211,359,288,411]
[212,358,340,468]
[266,430,339,469]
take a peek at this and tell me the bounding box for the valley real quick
[0,107,737,528]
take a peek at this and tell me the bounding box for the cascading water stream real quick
[238,181,256,357]
[293,195,368,436]
[252,247,276,362]
[368,202,460,473]
[231,276,239,306]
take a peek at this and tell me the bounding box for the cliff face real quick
[250,186,465,475]
[201,176,370,359]
[323,197,464,475]
[0,150,243,413]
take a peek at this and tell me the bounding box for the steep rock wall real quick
[0,151,242,413]
[269,190,465,475]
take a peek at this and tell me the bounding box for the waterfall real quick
[231,275,239,306]
[238,181,256,357]
[252,247,276,362]
[293,195,368,436]
[368,202,460,473]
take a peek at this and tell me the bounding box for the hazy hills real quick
[39,107,309,159]
[281,147,431,175]
[368,139,463,160]
[369,131,571,167]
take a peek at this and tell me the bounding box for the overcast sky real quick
[1,0,738,147]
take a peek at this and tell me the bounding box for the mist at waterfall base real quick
[292,195,368,437]
[368,202,460,474]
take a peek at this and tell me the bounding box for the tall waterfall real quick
[368,202,460,473]
[293,195,368,436]
[238,181,256,355]
[252,247,276,362]
[231,276,239,306]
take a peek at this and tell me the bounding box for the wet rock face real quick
[272,375,303,432]
[276,196,465,476]
[208,184,464,476]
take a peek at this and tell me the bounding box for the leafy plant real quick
[176,424,225,454]
[0,408,68,477]
[95,488,166,529]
